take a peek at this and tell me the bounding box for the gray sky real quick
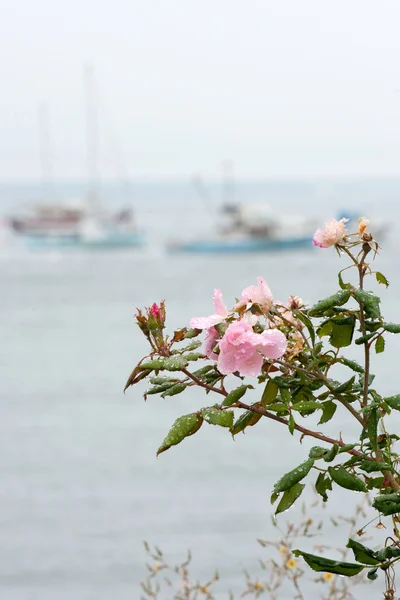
[1,0,400,180]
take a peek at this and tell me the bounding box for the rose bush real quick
[125,217,400,598]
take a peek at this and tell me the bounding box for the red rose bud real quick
[146,300,166,330]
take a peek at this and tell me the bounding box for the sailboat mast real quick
[84,64,100,211]
[38,102,53,201]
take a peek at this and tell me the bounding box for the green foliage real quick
[157,413,203,456]
[328,466,367,492]
[275,482,305,515]
[292,550,364,576]
[222,384,251,407]
[272,458,314,495]
[201,407,234,428]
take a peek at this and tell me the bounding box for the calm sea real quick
[1,179,400,599]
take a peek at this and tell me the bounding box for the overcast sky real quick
[1,0,400,181]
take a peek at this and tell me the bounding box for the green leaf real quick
[376,272,389,288]
[184,328,201,338]
[338,269,353,290]
[230,410,262,435]
[372,493,400,516]
[367,408,379,452]
[319,401,337,424]
[384,322,400,334]
[359,460,393,474]
[291,401,322,413]
[375,336,385,354]
[222,384,250,407]
[184,352,203,362]
[264,403,290,413]
[145,381,177,396]
[355,332,375,345]
[280,388,291,404]
[272,458,314,495]
[275,482,305,515]
[333,376,355,393]
[308,290,350,317]
[329,316,356,348]
[323,443,339,463]
[202,407,234,428]
[260,380,279,406]
[328,466,367,492]
[309,446,328,459]
[375,545,400,561]
[150,376,178,385]
[157,413,203,456]
[341,358,364,374]
[338,443,357,454]
[317,320,333,338]
[293,312,315,346]
[353,289,381,319]
[192,365,216,378]
[140,359,165,371]
[161,383,187,398]
[288,413,295,435]
[315,472,332,502]
[292,550,364,576]
[163,356,189,371]
[384,395,400,410]
[346,539,380,565]
[180,340,202,352]
[367,568,379,581]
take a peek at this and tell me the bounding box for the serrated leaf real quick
[328,466,367,492]
[330,316,356,348]
[184,328,201,338]
[288,413,295,435]
[353,289,381,319]
[338,269,353,290]
[230,410,262,435]
[260,380,278,406]
[291,401,322,412]
[319,401,337,424]
[376,272,389,288]
[275,482,305,515]
[315,472,332,502]
[346,539,379,565]
[384,395,400,410]
[333,376,355,393]
[341,358,364,374]
[293,311,315,346]
[375,336,385,354]
[222,385,250,407]
[384,322,400,334]
[367,408,379,452]
[308,290,350,317]
[163,356,189,371]
[161,382,187,398]
[292,550,364,576]
[202,407,234,428]
[272,458,314,495]
[157,413,203,456]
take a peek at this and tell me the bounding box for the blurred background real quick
[2,1,400,598]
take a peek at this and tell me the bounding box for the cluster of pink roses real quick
[190,277,288,377]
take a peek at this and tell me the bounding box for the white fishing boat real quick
[8,68,145,250]
[167,203,317,254]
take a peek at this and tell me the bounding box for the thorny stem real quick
[182,368,227,397]
[234,400,364,459]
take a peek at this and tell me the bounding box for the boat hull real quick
[24,231,146,250]
[167,236,312,253]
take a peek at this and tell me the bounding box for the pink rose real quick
[217,320,287,377]
[204,326,219,360]
[235,276,273,312]
[312,218,348,248]
[190,289,228,330]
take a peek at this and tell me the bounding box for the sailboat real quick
[8,67,146,250]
